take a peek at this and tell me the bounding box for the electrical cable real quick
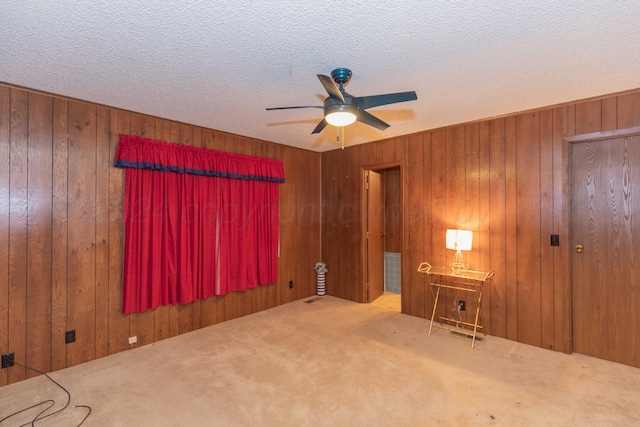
[453,290,462,328]
[0,361,91,427]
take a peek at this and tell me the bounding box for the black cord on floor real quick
[0,361,91,426]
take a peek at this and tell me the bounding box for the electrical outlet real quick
[550,234,560,246]
[289,280,294,289]
[128,336,137,345]
[65,330,76,344]
[2,352,14,369]
[459,301,466,311]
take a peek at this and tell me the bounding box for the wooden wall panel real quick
[0,86,10,387]
[8,89,29,383]
[478,122,491,333]
[347,147,363,302]
[539,110,555,350]
[51,98,69,370]
[67,100,97,367]
[463,124,481,326]
[1,81,639,386]
[0,84,321,386]
[430,130,447,270]
[504,116,518,342]
[405,134,426,317]
[617,92,640,128]
[488,119,507,338]
[601,97,618,131]
[383,168,401,253]
[95,106,111,359]
[575,100,602,134]
[107,109,130,354]
[515,112,542,347]
[26,93,53,377]
[278,146,293,305]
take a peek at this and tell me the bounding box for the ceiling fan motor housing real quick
[324,94,358,116]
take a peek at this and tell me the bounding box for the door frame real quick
[563,125,640,354]
[361,161,403,304]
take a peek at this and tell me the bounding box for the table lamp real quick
[446,229,473,272]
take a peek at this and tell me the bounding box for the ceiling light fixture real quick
[325,110,357,127]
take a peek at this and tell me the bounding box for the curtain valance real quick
[114,134,285,183]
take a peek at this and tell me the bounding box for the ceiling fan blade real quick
[266,106,323,110]
[354,91,417,110]
[311,118,328,134]
[317,74,345,103]
[357,110,390,131]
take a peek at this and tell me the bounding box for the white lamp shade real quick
[446,229,473,251]
[325,111,357,126]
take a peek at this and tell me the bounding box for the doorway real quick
[571,131,640,368]
[363,165,402,309]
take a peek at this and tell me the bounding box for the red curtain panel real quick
[114,135,284,314]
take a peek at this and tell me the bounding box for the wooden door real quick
[366,170,385,302]
[571,135,640,368]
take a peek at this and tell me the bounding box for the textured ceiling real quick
[2,1,640,152]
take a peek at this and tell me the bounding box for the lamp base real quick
[449,250,468,273]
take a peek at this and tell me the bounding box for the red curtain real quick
[115,135,284,314]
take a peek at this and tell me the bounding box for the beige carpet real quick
[1,293,639,426]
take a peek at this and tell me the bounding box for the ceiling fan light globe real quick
[325,111,357,127]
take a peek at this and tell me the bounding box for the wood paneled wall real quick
[0,84,321,386]
[321,89,640,354]
[383,168,402,253]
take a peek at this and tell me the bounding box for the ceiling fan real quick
[266,68,418,134]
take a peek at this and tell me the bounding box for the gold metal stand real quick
[417,262,494,349]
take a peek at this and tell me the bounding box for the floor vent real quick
[305,297,322,304]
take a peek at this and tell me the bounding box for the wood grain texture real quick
[478,122,491,333]
[0,86,10,387]
[552,107,567,353]
[26,92,53,376]
[405,134,426,317]
[8,89,29,383]
[572,136,640,367]
[515,112,542,347]
[464,124,481,324]
[67,100,97,367]
[107,109,130,355]
[2,82,640,386]
[383,167,402,253]
[617,92,640,129]
[488,119,507,338]
[51,98,69,371]
[504,116,518,342]
[95,106,110,359]
[430,130,447,320]
[575,100,602,135]
[539,109,555,350]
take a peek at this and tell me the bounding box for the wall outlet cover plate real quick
[2,352,14,369]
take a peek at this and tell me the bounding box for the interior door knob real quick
[575,244,584,253]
